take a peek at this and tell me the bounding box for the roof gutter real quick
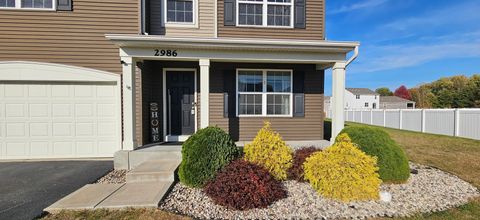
[345,45,359,67]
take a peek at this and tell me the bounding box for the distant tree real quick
[409,86,434,108]
[394,85,411,100]
[375,87,393,96]
[408,74,480,108]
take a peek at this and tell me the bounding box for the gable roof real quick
[380,96,415,103]
[346,88,378,95]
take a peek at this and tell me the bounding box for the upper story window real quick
[365,102,369,107]
[237,0,293,28]
[165,0,196,27]
[237,69,293,116]
[0,0,55,9]
[356,95,360,99]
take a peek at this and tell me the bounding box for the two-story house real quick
[345,88,379,110]
[0,0,358,160]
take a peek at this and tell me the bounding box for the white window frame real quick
[356,95,360,99]
[237,0,294,28]
[163,0,198,28]
[0,0,56,10]
[365,102,369,107]
[236,69,293,117]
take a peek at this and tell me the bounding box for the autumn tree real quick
[375,87,393,96]
[394,85,411,100]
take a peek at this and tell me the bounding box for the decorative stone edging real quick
[159,163,479,219]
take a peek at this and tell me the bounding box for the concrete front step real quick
[115,150,182,170]
[95,181,173,209]
[126,159,180,183]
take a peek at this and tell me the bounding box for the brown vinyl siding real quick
[0,0,139,74]
[210,62,325,141]
[217,0,325,40]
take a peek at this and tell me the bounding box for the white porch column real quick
[331,61,347,142]
[199,59,210,128]
[121,56,136,150]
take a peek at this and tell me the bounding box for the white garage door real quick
[0,62,122,160]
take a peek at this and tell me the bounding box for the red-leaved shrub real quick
[203,159,287,210]
[288,147,322,181]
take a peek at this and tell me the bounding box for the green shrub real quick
[178,126,239,188]
[339,126,410,183]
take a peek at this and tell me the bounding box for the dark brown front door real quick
[166,71,195,136]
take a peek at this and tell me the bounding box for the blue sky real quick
[324,0,480,95]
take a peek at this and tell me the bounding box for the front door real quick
[166,71,195,139]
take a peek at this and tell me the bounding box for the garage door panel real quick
[29,103,50,117]
[28,84,48,97]
[6,142,27,157]
[51,85,71,97]
[30,141,50,157]
[5,103,25,117]
[1,81,120,159]
[4,84,25,97]
[6,123,26,137]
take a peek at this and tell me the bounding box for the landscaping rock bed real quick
[95,170,127,184]
[159,163,479,219]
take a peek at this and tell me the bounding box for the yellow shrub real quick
[303,133,382,202]
[244,121,293,180]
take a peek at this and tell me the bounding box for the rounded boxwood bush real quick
[339,126,410,183]
[288,147,322,181]
[204,159,287,210]
[178,126,239,188]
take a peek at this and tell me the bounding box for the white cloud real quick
[330,0,388,14]
[351,38,480,73]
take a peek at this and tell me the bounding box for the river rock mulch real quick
[159,163,479,219]
[95,169,127,184]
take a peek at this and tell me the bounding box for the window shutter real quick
[294,93,305,117]
[293,71,305,117]
[57,0,72,11]
[224,0,236,26]
[294,0,306,28]
[223,93,229,118]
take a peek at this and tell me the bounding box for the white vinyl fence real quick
[326,109,480,140]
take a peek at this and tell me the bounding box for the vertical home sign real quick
[150,102,161,142]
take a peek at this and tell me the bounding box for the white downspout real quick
[346,45,359,67]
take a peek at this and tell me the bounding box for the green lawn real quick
[43,122,480,220]
[342,122,480,220]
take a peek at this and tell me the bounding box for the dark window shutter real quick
[224,0,236,26]
[57,0,72,11]
[223,93,229,118]
[294,0,306,28]
[293,71,305,117]
[294,93,305,117]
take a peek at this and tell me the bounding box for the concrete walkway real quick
[45,158,180,212]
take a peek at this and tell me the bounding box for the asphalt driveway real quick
[0,160,113,220]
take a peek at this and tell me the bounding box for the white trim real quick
[199,59,210,128]
[235,68,293,117]
[0,0,56,10]
[163,0,198,28]
[236,0,294,28]
[0,61,119,82]
[214,0,218,38]
[162,68,198,142]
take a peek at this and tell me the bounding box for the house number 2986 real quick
[154,49,177,57]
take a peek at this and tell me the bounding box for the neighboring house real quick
[324,96,331,114]
[0,0,358,160]
[380,96,416,109]
[345,88,379,110]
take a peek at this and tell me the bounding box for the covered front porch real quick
[106,35,359,150]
